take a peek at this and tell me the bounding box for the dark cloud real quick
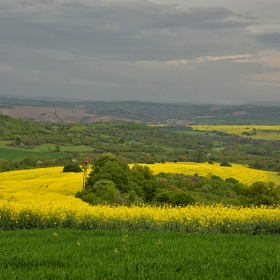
[0,2,258,60]
[0,0,279,104]
[255,33,280,45]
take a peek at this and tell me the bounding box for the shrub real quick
[220,162,232,167]
[86,156,131,193]
[93,180,118,204]
[173,191,195,206]
[76,180,118,205]
[241,181,280,206]
[154,191,174,205]
[63,163,82,173]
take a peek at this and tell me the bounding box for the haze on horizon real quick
[0,0,280,105]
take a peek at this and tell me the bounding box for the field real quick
[0,104,140,123]
[0,166,83,198]
[0,229,279,279]
[137,162,280,186]
[191,125,280,140]
[0,165,279,278]
[1,166,280,234]
[0,141,94,160]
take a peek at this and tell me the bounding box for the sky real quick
[0,0,280,105]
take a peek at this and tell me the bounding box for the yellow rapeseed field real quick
[0,167,83,201]
[133,162,280,186]
[0,166,279,233]
[191,125,280,140]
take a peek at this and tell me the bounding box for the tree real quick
[86,156,131,193]
[131,164,154,180]
[194,149,205,163]
[15,136,21,146]
[142,180,158,202]
[173,191,195,206]
[241,181,280,206]
[93,180,118,204]
[55,145,61,152]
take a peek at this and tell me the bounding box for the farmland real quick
[0,140,94,160]
[0,164,279,279]
[1,163,279,278]
[192,125,280,141]
[1,97,280,124]
[136,162,280,186]
[1,166,280,234]
[2,114,280,176]
[0,166,83,198]
[0,229,279,279]
[1,110,280,278]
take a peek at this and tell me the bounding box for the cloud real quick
[255,33,280,45]
[195,54,252,63]
[252,71,280,85]
[0,0,279,104]
[234,50,280,68]
[0,1,258,61]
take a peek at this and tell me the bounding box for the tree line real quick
[75,156,280,207]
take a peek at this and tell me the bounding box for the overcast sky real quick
[0,0,280,105]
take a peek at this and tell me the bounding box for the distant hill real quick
[0,96,280,124]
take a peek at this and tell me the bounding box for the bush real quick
[63,163,82,173]
[173,191,195,206]
[241,181,280,206]
[93,180,118,204]
[153,191,174,205]
[220,162,232,167]
[86,156,131,193]
[75,180,118,205]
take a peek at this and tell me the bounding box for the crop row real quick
[1,197,279,234]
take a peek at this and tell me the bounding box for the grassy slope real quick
[0,229,279,279]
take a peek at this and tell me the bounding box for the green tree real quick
[55,145,61,152]
[87,156,131,193]
[131,164,154,180]
[63,163,82,173]
[15,136,21,146]
[173,191,195,206]
[195,149,205,163]
[241,181,280,206]
[93,180,118,204]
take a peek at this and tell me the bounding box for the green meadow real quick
[0,229,279,280]
[0,141,94,160]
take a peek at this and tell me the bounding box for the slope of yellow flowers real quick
[191,125,280,140]
[0,167,83,200]
[133,162,280,186]
[0,166,279,234]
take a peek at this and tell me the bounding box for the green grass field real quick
[177,130,217,136]
[0,141,94,160]
[0,229,279,279]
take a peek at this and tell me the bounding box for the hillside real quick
[1,96,280,124]
[1,114,280,175]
